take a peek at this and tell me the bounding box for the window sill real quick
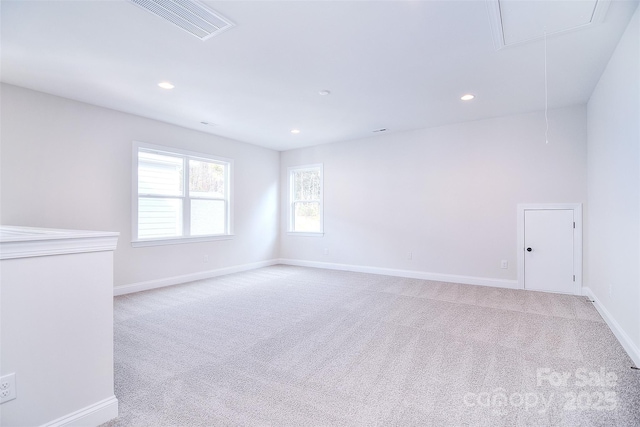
[287,232,324,237]
[132,234,234,247]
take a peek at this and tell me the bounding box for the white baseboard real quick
[42,396,118,427]
[583,287,640,367]
[114,259,279,296]
[278,258,520,290]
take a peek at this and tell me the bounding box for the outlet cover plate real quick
[0,373,16,404]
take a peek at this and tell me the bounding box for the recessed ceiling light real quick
[158,82,175,90]
[461,94,475,101]
[319,90,331,96]
[372,128,387,133]
[290,129,301,134]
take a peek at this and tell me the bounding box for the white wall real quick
[0,84,280,288]
[587,7,640,359]
[280,106,588,284]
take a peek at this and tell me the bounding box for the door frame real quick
[517,203,583,295]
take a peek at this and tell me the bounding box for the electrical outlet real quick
[0,373,16,404]
[406,251,413,260]
[501,260,508,269]
[323,248,328,255]
[203,255,209,263]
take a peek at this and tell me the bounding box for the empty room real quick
[1,0,639,426]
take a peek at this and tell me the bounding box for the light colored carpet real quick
[104,265,640,426]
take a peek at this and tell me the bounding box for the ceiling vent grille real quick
[128,0,235,41]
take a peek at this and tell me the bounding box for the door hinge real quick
[573,222,576,229]
[573,275,576,281]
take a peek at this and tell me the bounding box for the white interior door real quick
[524,209,575,294]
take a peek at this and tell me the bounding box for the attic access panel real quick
[487,0,610,49]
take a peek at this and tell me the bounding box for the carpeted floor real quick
[104,265,640,426]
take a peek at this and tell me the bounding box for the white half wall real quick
[586,6,640,361]
[280,106,588,284]
[0,84,280,287]
[1,238,118,427]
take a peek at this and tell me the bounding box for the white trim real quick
[583,287,640,368]
[114,259,279,295]
[517,203,583,295]
[485,0,504,50]
[278,259,519,290]
[132,234,234,247]
[286,232,324,237]
[41,396,118,427]
[0,226,119,260]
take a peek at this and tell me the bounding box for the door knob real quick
[527,247,532,252]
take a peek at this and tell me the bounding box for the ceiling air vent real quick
[128,0,235,41]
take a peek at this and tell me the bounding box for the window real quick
[133,142,232,246]
[288,164,323,234]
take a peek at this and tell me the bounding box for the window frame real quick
[132,141,234,247]
[287,163,324,237]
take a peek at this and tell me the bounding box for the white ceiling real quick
[1,0,638,151]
